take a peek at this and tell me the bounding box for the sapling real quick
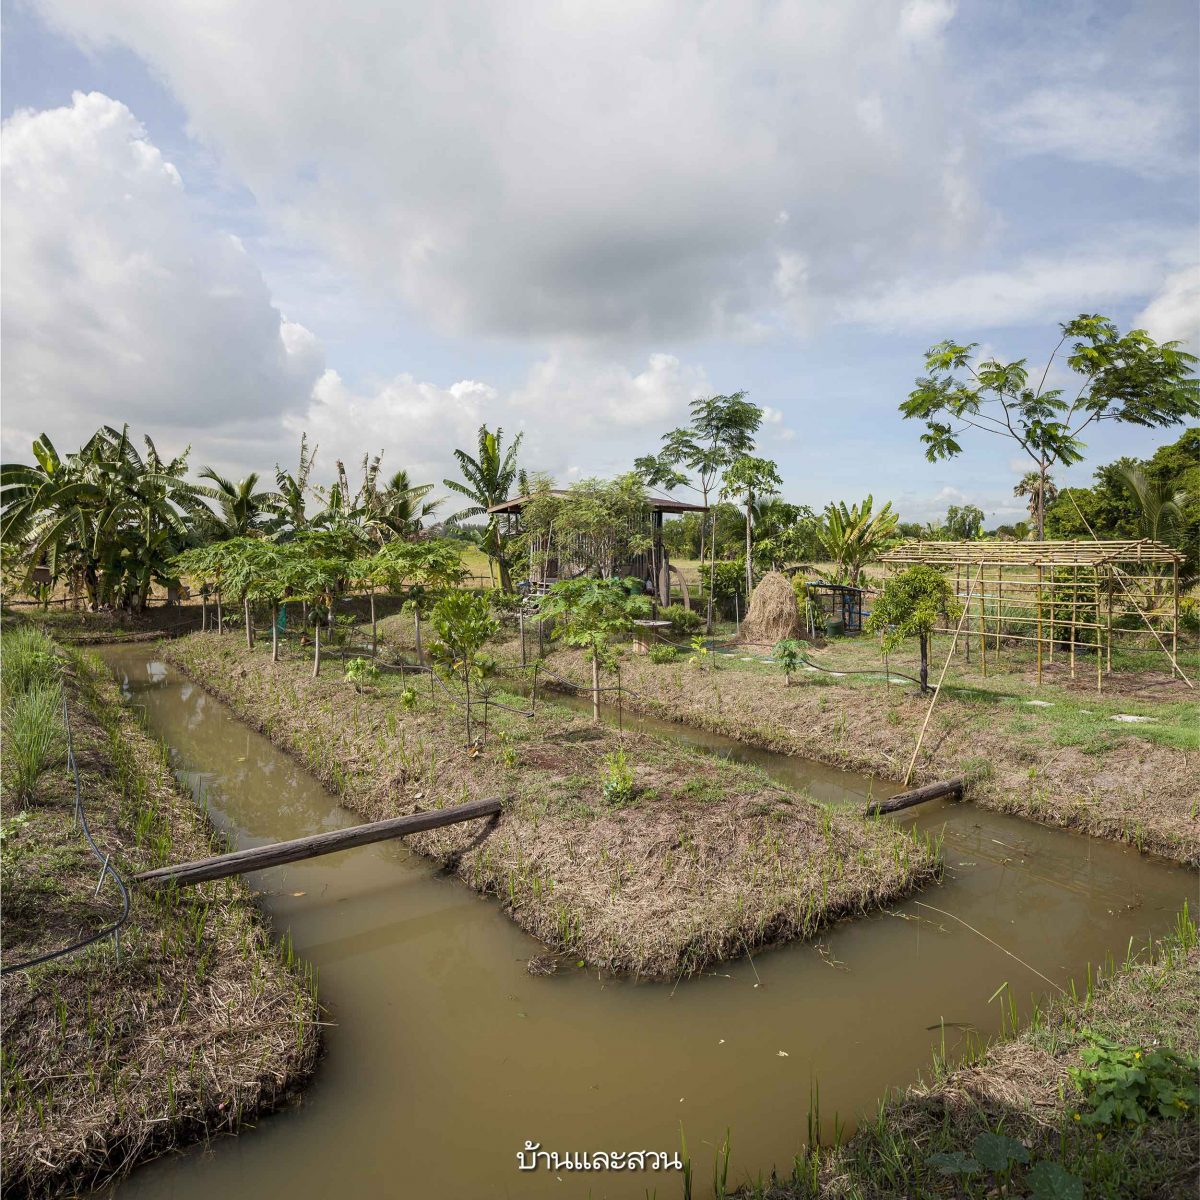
[864,565,962,694]
[774,639,803,686]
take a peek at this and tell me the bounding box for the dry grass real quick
[0,639,320,1199]
[165,633,940,979]
[739,571,806,646]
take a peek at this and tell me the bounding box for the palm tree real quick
[443,426,523,590]
[1116,464,1185,544]
[1013,470,1058,534]
[197,468,277,538]
[363,467,442,541]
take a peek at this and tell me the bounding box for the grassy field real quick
[165,631,939,978]
[0,627,319,1198]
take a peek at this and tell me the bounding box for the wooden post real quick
[1069,566,1077,680]
[1035,565,1043,685]
[312,623,321,679]
[1172,560,1179,671]
[995,566,1002,653]
[414,609,423,661]
[978,576,987,678]
[1095,568,1102,694]
[519,608,527,668]
[245,596,254,650]
[134,797,502,887]
[1105,568,1113,676]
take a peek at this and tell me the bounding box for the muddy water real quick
[103,646,1194,1200]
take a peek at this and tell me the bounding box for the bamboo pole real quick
[1036,566,1043,685]
[1069,566,1077,680]
[978,575,987,678]
[903,566,982,786]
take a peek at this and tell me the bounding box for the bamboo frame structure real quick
[879,540,1191,691]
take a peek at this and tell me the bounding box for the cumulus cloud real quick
[1136,266,1200,350]
[1,92,323,456]
[32,0,981,343]
[291,350,711,495]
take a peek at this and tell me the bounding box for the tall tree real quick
[639,393,762,629]
[722,455,782,597]
[901,315,1199,538]
[443,425,523,590]
[1013,470,1058,528]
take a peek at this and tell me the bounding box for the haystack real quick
[739,570,805,645]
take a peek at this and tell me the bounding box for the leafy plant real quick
[926,1131,1081,1200]
[649,643,678,664]
[540,577,650,723]
[398,685,418,711]
[1,626,61,698]
[688,634,715,670]
[774,638,803,685]
[600,750,636,806]
[810,495,898,586]
[344,657,380,692]
[429,590,499,742]
[661,603,702,637]
[1069,1032,1198,1127]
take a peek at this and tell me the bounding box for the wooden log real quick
[134,797,502,887]
[866,777,964,816]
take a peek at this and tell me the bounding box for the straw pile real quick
[739,570,805,645]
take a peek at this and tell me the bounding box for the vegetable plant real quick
[774,638,803,686]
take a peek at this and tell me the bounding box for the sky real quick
[2,0,1197,526]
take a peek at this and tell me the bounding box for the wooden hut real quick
[487,490,706,606]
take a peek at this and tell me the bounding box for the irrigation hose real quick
[1,696,132,976]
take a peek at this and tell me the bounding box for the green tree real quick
[443,425,524,591]
[1114,464,1185,544]
[1013,470,1058,528]
[640,393,763,629]
[901,316,1199,537]
[354,537,466,651]
[196,468,277,539]
[865,564,962,693]
[723,455,783,597]
[539,577,650,722]
[943,504,985,541]
[428,590,499,743]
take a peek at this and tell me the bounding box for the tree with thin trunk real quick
[638,393,762,631]
[864,565,961,694]
[428,591,499,744]
[723,455,782,598]
[539,577,650,723]
[901,315,1199,539]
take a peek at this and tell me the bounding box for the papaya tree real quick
[864,564,962,693]
[428,590,499,743]
[539,577,650,722]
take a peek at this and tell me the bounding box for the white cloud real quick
[1135,265,1200,350]
[991,87,1190,177]
[834,240,1190,333]
[32,0,980,344]
[1,92,323,455]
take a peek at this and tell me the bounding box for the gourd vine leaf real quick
[971,1131,1030,1171]
[1026,1160,1084,1200]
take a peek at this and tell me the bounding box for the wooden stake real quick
[1036,565,1043,685]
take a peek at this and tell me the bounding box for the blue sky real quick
[3,0,1197,525]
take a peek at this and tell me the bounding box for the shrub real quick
[660,604,702,637]
[1069,1032,1199,1127]
[600,749,636,806]
[648,644,678,664]
[399,685,418,710]
[345,657,380,691]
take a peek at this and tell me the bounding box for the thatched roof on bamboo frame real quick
[880,539,1184,568]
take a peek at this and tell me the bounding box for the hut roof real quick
[487,489,707,515]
